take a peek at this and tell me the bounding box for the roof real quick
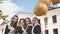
[17,12,34,15]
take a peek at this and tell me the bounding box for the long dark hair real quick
[19,18,26,29]
[33,17,40,24]
[10,15,18,28]
[25,17,32,27]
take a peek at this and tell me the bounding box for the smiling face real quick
[25,18,31,25]
[12,17,18,23]
[20,20,25,26]
[19,19,25,26]
[32,17,39,25]
[11,15,18,25]
[26,19,30,25]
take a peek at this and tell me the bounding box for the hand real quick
[18,32,20,34]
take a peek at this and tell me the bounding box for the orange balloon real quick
[40,0,50,9]
[34,2,48,16]
[52,0,60,4]
[59,0,60,3]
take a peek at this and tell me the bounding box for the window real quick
[53,29,58,34]
[52,15,57,23]
[45,30,48,34]
[44,17,48,25]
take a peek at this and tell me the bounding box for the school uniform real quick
[21,26,27,34]
[4,23,16,34]
[32,23,41,34]
[26,24,33,34]
[15,26,23,34]
[16,26,27,34]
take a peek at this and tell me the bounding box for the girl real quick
[16,18,26,34]
[25,17,33,34]
[4,15,18,34]
[32,17,41,34]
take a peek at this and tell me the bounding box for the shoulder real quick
[34,25,41,28]
[36,25,40,27]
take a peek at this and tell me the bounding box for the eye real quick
[33,20,36,21]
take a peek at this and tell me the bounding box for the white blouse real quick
[7,25,15,34]
[21,26,27,34]
[4,23,16,34]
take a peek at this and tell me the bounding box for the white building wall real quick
[17,12,35,20]
[40,8,60,34]
[57,15,60,34]
[40,16,45,34]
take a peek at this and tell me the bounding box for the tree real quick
[0,10,8,20]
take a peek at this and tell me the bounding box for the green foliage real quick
[0,10,8,20]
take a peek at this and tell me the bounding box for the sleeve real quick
[33,25,41,34]
[15,26,23,34]
[26,26,32,34]
[4,25,10,34]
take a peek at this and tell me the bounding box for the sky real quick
[11,0,60,14]
[12,0,60,13]
[12,0,39,13]
[0,0,60,20]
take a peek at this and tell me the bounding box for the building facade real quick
[39,8,60,34]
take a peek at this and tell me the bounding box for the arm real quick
[4,25,10,34]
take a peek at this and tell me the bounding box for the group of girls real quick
[4,15,41,34]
